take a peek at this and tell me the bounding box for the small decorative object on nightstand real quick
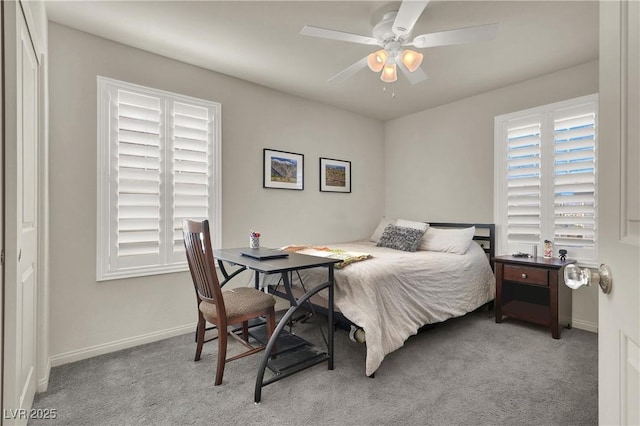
[494,255,576,339]
[543,240,553,258]
[559,249,567,262]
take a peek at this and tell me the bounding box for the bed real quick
[262,221,496,377]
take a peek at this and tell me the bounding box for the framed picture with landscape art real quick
[319,157,351,193]
[263,149,304,190]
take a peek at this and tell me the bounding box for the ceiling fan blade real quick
[392,0,430,37]
[397,61,428,85]
[410,23,500,48]
[301,25,379,45]
[328,56,369,83]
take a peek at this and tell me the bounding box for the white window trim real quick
[96,76,221,281]
[494,93,599,267]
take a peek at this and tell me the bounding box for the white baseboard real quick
[50,323,196,367]
[37,357,51,392]
[572,318,598,333]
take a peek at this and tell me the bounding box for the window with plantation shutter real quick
[97,77,221,281]
[495,94,598,265]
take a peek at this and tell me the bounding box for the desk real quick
[214,248,341,403]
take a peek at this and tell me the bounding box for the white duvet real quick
[264,241,495,376]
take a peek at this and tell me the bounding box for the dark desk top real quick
[214,247,341,274]
[493,255,576,269]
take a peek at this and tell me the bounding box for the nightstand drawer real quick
[503,264,549,286]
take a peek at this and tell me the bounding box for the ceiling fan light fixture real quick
[401,49,424,72]
[380,63,398,83]
[367,49,388,72]
[302,1,500,86]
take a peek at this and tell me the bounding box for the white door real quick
[0,0,4,415]
[3,1,40,422]
[598,1,640,424]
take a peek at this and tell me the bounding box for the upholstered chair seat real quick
[199,288,276,323]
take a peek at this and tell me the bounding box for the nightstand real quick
[494,255,576,339]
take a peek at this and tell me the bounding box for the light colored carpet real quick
[30,308,597,425]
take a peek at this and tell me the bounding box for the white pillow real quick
[370,217,396,243]
[396,219,429,232]
[420,226,476,254]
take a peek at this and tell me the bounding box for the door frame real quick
[1,0,5,420]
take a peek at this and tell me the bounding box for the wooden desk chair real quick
[183,219,276,386]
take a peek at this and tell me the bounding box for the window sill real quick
[97,263,189,282]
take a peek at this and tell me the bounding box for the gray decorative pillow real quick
[377,225,426,252]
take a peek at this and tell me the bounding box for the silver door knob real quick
[564,264,612,294]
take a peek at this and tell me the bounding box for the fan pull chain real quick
[382,84,396,99]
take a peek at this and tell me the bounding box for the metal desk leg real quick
[328,265,334,370]
[216,260,247,287]
[255,271,291,404]
[254,271,332,404]
[254,303,297,404]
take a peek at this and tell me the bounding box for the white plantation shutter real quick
[115,90,162,267]
[169,102,212,261]
[553,104,597,260]
[506,119,542,246]
[495,94,598,264]
[98,77,221,280]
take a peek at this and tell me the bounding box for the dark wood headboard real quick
[428,222,496,272]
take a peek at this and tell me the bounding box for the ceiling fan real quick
[301,0,500,85]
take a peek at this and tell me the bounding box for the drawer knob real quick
[521,273,527,279]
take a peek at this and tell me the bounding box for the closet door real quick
[3,1,40,420]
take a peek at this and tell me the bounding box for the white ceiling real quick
[45,1,598,121]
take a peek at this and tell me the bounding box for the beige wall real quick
[48,21,601,362]
[384,60,600,331]
[48,23,385,361]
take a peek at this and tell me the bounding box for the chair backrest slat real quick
[182,220,226,318]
